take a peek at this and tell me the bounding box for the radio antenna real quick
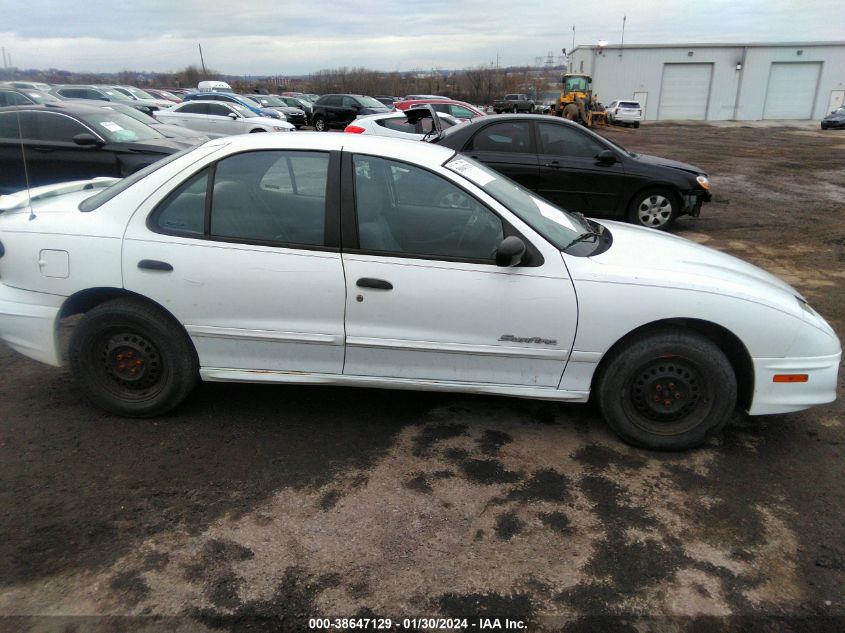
[14,109,35,221]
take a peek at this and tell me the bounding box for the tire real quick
[563,103,580,123]
[628,187,679,230]
[249,128,266,133]
[69,298,199,417]
[596,329,737,450]
[494,109,501,114]
[634,122,640,128]
[313,116,327,131]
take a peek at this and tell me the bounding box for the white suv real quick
[607,100,643,127]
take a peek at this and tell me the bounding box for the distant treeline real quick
[2,63,565,104]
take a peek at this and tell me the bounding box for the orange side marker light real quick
[773,374,809,383]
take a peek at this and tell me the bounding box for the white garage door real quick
[658,63,713,120]
[763,62,821,120]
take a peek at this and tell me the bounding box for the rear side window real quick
[0,111,28,138]
[619,101,641,108]
[152,168,209,236]
[210,151,329,246]
[469,122,532,153]
[177,103,207,115]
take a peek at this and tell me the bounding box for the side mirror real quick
[72,133,101,147]
[596,149,617,164]
[228,112,239,120]
[495,236,526,267]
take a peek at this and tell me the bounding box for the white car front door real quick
[122,149,345,375]
[341,154,577,388]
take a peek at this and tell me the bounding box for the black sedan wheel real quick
[596,329,737,450]
[628,188,678,230]
[313,117,327,131]
[69,298,199,417]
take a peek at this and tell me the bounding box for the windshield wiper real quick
[562,229,600,252]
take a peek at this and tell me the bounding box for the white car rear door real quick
[122,149,346,374]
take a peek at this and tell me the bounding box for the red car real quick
[394,99,485,120]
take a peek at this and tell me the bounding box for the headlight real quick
[696,175,710,190]
[272,126,285,132]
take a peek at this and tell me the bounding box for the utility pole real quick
[198,43,207,77]
[620,15,626,57]
[1,47,6,69]
[571,25,575,56]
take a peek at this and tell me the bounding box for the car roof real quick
[213,131,456,168]
[438,113,583,140]
[0,102,113,115]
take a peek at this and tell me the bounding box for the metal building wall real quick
[568,43,845,121]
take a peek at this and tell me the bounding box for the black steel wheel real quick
[596,329,737,450]
[69,298,199,417]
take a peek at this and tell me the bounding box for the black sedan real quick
[310,94,390,132]
[0,103,199,195]
[821,106,845,130]
[433,114,711,229]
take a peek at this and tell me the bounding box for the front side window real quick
[342,96,357,108]
[207,103,233,117]
[353,155,503,261]
[31,113,89,142]
[537,122,604,158]
[469,121,532,154]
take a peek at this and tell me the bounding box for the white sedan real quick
[0,134,839,449]
[344,111,462,140]
[154,100,294,135]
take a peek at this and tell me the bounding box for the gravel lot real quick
[1,122,843,632]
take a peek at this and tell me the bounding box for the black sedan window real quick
[31,113,89,142]
[469,122,532,154]
[0,111,29,138]
[537,122,604,159]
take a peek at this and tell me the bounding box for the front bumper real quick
[748,351,841,415]
[682,191,712,217]
[821,119,845,129]
[0,284,63,366]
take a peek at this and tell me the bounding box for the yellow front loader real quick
[554,73,606,127]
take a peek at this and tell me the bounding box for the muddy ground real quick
[1,123,843,632]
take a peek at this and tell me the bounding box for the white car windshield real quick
[445,156,591,249]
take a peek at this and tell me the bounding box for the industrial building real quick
[568,42,845,121]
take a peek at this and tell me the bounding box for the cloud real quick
[1,0,842,74]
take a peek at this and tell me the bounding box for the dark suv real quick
[310,94,390,131]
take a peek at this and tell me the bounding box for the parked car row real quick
[0,102,198,194]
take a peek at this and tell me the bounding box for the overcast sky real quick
[0,0,841,75]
